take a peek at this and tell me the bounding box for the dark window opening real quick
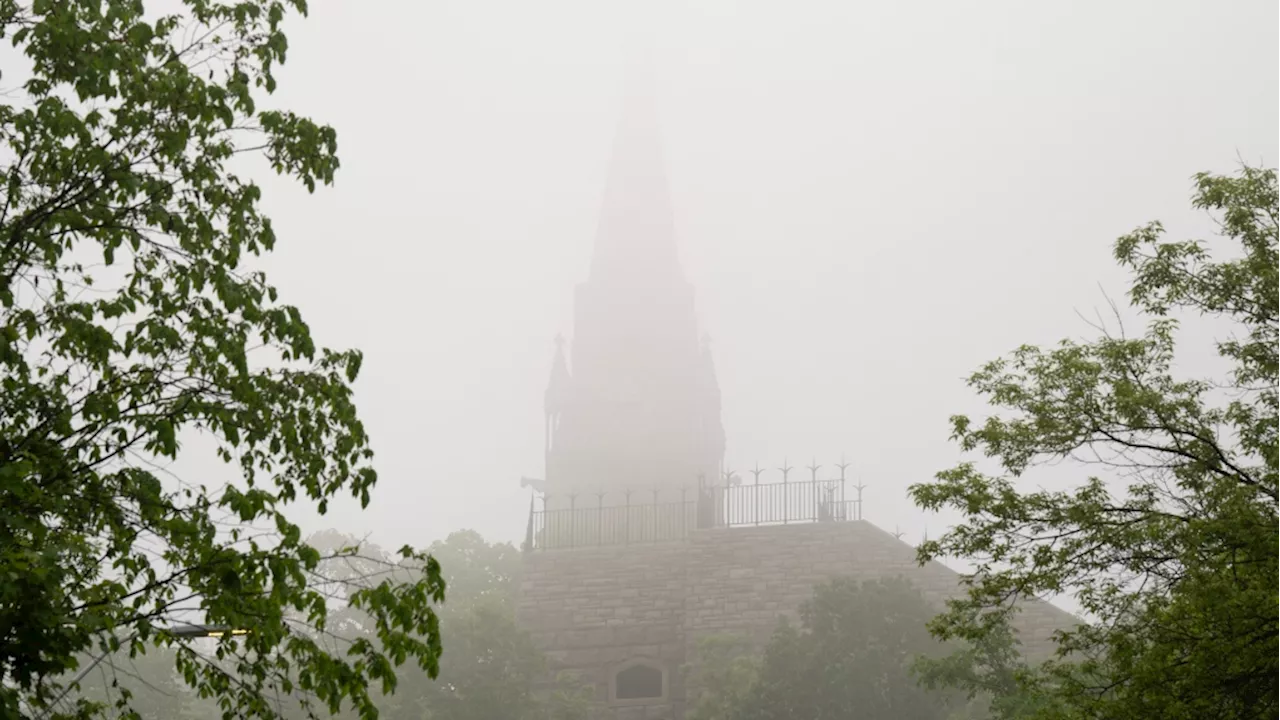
[615,663,663,700]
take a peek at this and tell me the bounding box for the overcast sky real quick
[173,0,1279,553]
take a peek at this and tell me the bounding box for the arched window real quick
[614,662,664,700]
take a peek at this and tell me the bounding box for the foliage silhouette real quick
[912,165,1278,719]
[0,2,444,716]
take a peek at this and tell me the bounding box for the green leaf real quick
[912,164,1278,720]
[0,2,442,717]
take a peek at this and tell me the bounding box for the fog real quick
[164,0,1278,555]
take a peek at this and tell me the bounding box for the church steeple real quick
[543,49,723,504]
[588,56,682,287]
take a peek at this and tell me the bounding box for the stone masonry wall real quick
[682,521,1074,655]
[519,542,689,719]
[517,520,1077,720]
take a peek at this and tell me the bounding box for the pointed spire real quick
[698,332,726,462]
[698,333,719,379]
[588,48,682,287]
[544,334,571,417]
[523,492,536,552]
[698,333,723,413]
[545,31,724,502]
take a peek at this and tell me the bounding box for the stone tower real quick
[542,61,725,507]
[519,53,1076,720]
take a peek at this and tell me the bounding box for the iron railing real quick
[526,475,863,551]
[713,478,851,527]
[535,500,697,549]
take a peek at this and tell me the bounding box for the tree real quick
[683,634,761,720]
[405,531,566,720]
[0,2,445,717]
[911,165,1278,719]
[913,611,1072,720]
[426,530,522,613]
[52,644,220,719]
[299,530,588,720]
[412,531,590,720]
[726,576,956,720]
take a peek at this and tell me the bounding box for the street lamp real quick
[36,624,252,719]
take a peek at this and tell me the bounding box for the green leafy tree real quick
[0,1,445,717]
[913,611,1072,720]
[402,531,545,720]
[730,576,955,720]
[426,530,522,613]
[683,634,761,720]
[53,644,220,719]
[911,165,1278,719]
[410,531,590,720]
[299,530,588,720]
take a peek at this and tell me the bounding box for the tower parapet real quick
[524,457,863,551]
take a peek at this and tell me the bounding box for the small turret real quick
[544,334,571,418]
[544,334,571,455]
[698,333,727,475]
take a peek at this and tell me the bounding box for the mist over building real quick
[518,52,1076,720]
[542,58,725,508]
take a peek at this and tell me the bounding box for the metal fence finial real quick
[723,467,740,487]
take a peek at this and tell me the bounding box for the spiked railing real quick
[525,459,864,551]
